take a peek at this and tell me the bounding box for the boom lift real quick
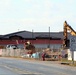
[63,21,76,48]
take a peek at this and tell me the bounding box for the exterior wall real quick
[0,40,25,45]
[0,39,63,49]
[34,44,62,49]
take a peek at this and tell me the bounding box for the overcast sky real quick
[0,0,76,34]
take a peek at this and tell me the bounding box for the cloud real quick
[0,0,11,17]
[0,0,76,34]
[23,0,32,3]
[0,0,11,9]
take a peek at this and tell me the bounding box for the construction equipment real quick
[25,41,35,54]
[63,21,76,48]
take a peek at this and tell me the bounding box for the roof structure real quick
[0,30,71,40]
[2,31,33,39]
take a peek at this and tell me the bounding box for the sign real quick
[70,36,76,62]
[70,36,76,51]
[68,49,72,60]
[74,51,76,61]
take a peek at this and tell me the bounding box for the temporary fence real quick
[0,48,62,61]
[1,49,25,57]
[1,48,43,57]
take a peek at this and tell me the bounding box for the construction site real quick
[0,21,76,61]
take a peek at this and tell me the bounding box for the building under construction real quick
[0,21,75,50]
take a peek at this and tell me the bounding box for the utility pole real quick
[48,27,50,48]
[32,29,34,44]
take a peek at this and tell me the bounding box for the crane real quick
[63,21,76,49]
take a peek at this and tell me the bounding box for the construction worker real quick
[41,50,46,61]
